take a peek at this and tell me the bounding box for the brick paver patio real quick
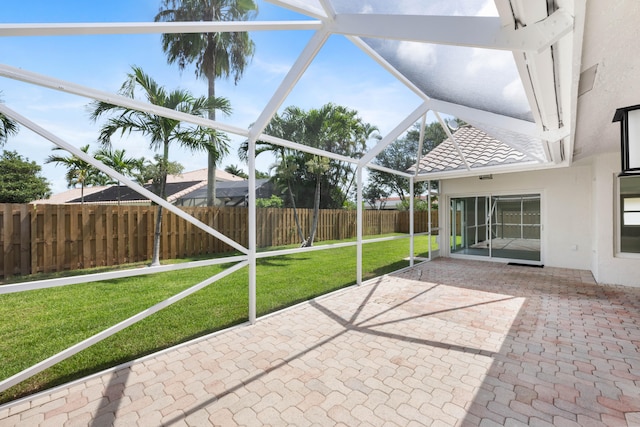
[1,258,639,426]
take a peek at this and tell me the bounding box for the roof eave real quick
[413,159,561,182]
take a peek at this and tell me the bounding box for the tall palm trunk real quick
[150,142,169,266]
[150,204,163,267]
[304,174,322,247]
[206,74,217,207]
[287,179,305,244]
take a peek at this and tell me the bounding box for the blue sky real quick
[0,0,426,194]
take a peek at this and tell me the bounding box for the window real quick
[619,175,640,253]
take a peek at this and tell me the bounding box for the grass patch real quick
[0,234,436,404]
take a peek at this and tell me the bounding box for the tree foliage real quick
[367,121,448,204]
[134,155,185,196]
[156,0,258,206]
[255,195,283,208]
[94,147,141,184]
[224,164,248,179]
[0,94,19,147]
[242,103,378,246]
[0,150,51,203]
[45,145,109,203]
[89,65,230,266]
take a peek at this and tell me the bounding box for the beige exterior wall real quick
[439,164,593,270]
[438,152,640,287]
[591,151,640,286]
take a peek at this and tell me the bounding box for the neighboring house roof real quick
[166,168,244,183]
[68,181,202,204]
[410,125,534,175]
[35,169,244,205]
[32,186,110,205]
[176,179,273,203]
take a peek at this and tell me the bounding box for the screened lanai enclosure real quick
[0,0,588,398]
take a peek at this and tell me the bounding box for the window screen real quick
[620,176,640,253]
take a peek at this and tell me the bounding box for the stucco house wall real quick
[439,164,593,271]
[591,151,640,286]
[438,152,640,287]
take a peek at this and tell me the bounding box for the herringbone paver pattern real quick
[1,259,639,426]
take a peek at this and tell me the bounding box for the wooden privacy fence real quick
[0,203,438,280]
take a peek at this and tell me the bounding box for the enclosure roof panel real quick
[365,39,532,122]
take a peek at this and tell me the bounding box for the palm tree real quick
[241,103,377,246]
[224,164,248,178]
[0,94,19,146]
[45,144,103,204]
[89,65,231,266]
[155,0,258,207]
[94,147,140,204]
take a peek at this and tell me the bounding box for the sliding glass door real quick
[450,194,541,263]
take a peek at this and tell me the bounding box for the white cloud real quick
[502,78,529,107]
[396,41,438,71]
[252,56,292,79]
[466,48,512,77]
[359,4,374,14]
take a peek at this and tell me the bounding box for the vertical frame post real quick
[248,138,257,324]
[409,177,415,266]
[356,166,363,285]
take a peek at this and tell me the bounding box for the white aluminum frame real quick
[0,0,583,395]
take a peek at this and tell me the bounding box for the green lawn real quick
[0,234,435,404]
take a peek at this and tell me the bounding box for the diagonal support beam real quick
[0,260,248,394]
[258,133,357,164]
[434,111,471,171]
[424,98,540,138]
[332,8,573,53]
[0,104,249,254]
[247,29,330,141]
[359,101,430,167]
[368,163,413,179]
[0,63,248,137]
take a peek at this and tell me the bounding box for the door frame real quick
[443,190,545,266]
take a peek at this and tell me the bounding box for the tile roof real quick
[410,125,534,174]
[67,181,202,204]
[177,179,273,201]
[166,168,244,183]
[31,186,110,205]
[35,169,243,204]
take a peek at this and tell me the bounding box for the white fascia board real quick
[0,21,323,37]
[0,104,250,255]
[332,9,573,53]
[0,64,248,137]
[359,101,430,166]
[413,159,562,182]
[565,2,587,165]
[247,29,330,141]
[265,0,328,20]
